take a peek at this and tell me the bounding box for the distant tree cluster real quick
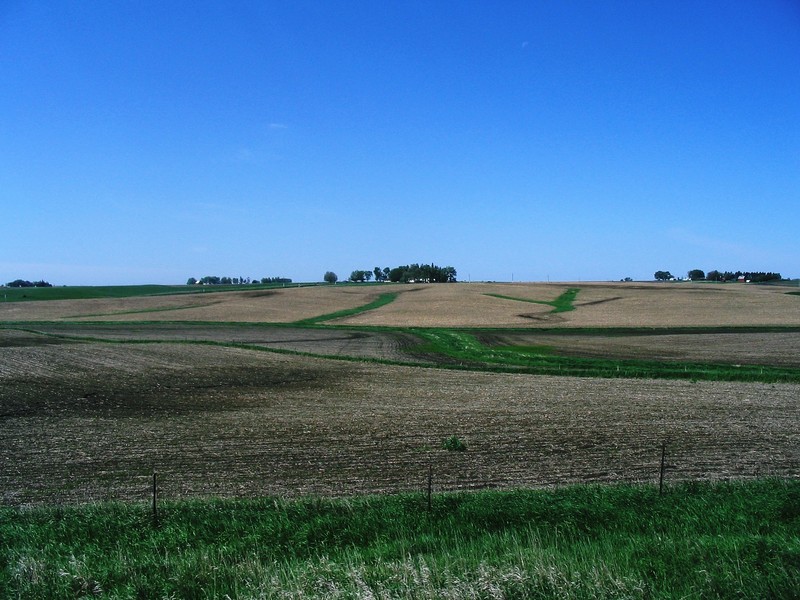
[5,279,52,288]
[703,270,782,283]
[187,276,291,285]
[655,270,783,282]
[328,264,457,284]
[349,270,374,282]
[388,264,457,283]
[687,269,706,281]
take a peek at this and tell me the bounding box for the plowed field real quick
[1,338,797,506]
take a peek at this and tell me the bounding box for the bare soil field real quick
[1,338,797,506]
[8,324,422,363]
[2,281,799,328]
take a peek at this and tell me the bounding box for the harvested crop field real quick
[335,282,800,327]
[3,281,799,328]
[1,339,797,506]
[0,286,384,324]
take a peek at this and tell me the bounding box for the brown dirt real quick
[1,340,797,506]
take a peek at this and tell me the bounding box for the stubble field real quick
[1,281,798,506]
[3,281,800,327]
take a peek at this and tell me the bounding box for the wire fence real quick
[6,438,796,508]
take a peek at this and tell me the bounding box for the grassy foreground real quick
[2,480,798,599]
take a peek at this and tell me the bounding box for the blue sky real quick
[2,1,799,285]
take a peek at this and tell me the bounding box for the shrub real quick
[442,435,467,452]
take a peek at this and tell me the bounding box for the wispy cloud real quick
[268,122,288,130]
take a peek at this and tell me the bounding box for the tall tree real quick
[688,269,705,281]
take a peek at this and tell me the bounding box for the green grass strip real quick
[412,328,800,382]
[2,479,798,599]
[486,287,580,313]
[294,292,399,325]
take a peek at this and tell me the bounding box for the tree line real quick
[655,270,783,282]
[187,276,292,285]
[5,279,53,288]
[703,270,782,282]
[331,263,457,284]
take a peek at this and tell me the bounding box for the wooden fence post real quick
[427,463,433,512]
[659,442,667,496]
[152,472,159,527]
